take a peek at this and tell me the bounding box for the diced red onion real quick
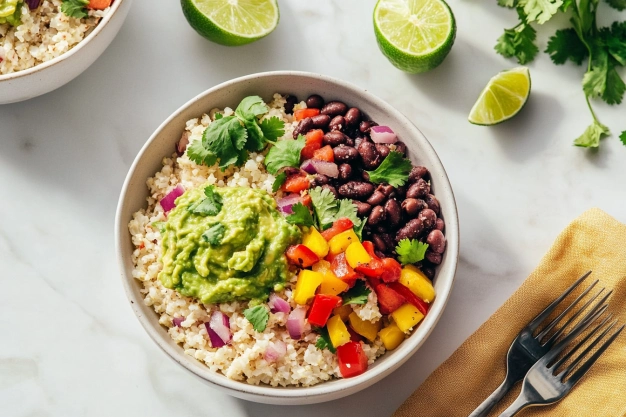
[287,306,307,340]
[25,0,42,9]
[264,340,287,362]
[206,311,231,348]
[160,185,184,214]
[370,126,397,144]
[276,193,301,215]
[311,160,339,178]
[269,293,291,314]
[300,159,317,174]
[172,316,185,327]
[205,325,225,348]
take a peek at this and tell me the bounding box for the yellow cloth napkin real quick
[393,208,626,417]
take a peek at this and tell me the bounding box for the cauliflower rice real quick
[0,0,111,75]
[128,94,386,387]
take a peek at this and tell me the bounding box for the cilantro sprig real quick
[243,305,269,332]
[189,186,223,216]
[264,135,306,175]
[61,0,89,19]
[309,186,362,231]
[366,151,412,187]
[342,281,371,305]
[286,203,315,227]
[202,223,226,245]
[396,239,429,265]
[315,327,336,353]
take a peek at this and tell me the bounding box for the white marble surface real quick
[1,1,625,416]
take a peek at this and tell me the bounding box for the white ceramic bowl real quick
[0,0,132,104]
[115,71,459,405]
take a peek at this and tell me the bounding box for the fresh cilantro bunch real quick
[61,0,90,18]
[395,239,429,265]
[188,96,286,170]
[309,186,362,231]
[496,0,626,148]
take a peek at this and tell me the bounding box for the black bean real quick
[375,144,390,159]
[381,233,396,253]
[396,218,424,241]
[344,108,361,127]
[372,234,387,252]
[419,208,437,229]
[368,206,385,225]
[402,198,423,217]
[357,141,381,170]
[311,114,331,129]
[361,170,370,182]
[436,218,445,232]
[338,181,375,201]
[328,115,345,132]
[338,163,352,181]
[322,184,338,199]
[293,117,314,138]
[176,131,190,156]
[345,137,355,147]
[284,95,298,114]
[323,131,347,147]
[283,167,301,177]
[312,174,330,187]
[392,141,407,156]
[376,225,388,234]
[305,94,324,109]
[395,185,407,198]
[421,265,436,280]
[376,184,394,197]
[321,101,348,116]
[426,230,446,254]
[359,120,377,133]
[366,191,386,206]
[353,200,372,217]
[406,178,430,199]
[424,194,440,215]
[333,145,358,163]
[384,199,402,225]
[409,166,429,183]
[425,251,442,265]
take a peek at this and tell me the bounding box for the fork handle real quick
[468,377,515,417]
[497,395,529,417]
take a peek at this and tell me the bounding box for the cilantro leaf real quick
[603,60,626,105]
[620,131,626,146]
[243,305,269,332]
[315,327,336,353]
[187,139,217,167]
[286,203,315,227]
[272,172,287,193]
[518,0,562,24]
[264,135,306,175]
[202,223,226,245]
[396,239,429,265]
[260,116,286,142]
[202,116,248,170]
[498,0,517,7]
[335,199,361,227]
[366,151,412,187]
[574,120,610,148]
[61,0,89,18]
[214,113,223,120]
[354,218,367,242]
[309,186,338,230]
[606,0,626,10]
[342,281,371,305]
[545,28,588,65]
[495,22,539,64]
[235,96,268,152]
[190,186,223,216]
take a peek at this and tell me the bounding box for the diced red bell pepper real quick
[365,275,382,289]
[337,341,368,378]
[374,284,406,314]
[348,326,363,342]
[301,129,324,160]
[362,241,380,260]
[313,145,334,162]
[321,218,354,241]
[354,258,384,279]
[286,244,319,268]
[294,108,321,121]
[331,252,359,288]
[282,174,310,193]
[380,258,402,283]
[307,294,342,327]
[388,282,430,316]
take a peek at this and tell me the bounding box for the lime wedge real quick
[181,0,279,46]
[374,0,456,74]
[468,67,531,126]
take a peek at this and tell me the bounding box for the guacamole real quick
[159,185,301,304]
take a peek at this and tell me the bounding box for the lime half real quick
[181,0,279,46]
[468,67,531,126]
[374,0,456,74]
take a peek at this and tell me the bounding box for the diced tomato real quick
[354,258,384,279]
[348,326,363,342]
[282,174,310,193]
[380,258,402,283]
[337,341,368,378]
[313,145,334,162]
[286,244,319,268]
[321,218,354,241]
[294,108,321,121]
[388,282,430,316]
[301,129,324,160]
[331,252,359,288]
[307,294,343,327]
[362,241,380,260]
[88,0,112,9]
[374,284,406,314]
[301,193,312,207]
[365,275,381,289]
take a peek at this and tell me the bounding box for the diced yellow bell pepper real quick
[327,315,350,348]
[312,259,331,274]
[328,229,359,256]
[399,265,436,303]
[293,270,323,305]
[391,303,425,333]
[302,227,329,258]
[345,241,371,269]
[348,312,381,342]
[378,323,405,350]
[320,271,350,296]
[333,304,352,322]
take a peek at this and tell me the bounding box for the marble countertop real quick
[1,1,625,416]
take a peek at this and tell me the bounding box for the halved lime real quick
[374,0,456,74]
[181,0,279,46]
[468,67,531,126]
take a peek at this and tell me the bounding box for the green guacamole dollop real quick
[159,185,301,304]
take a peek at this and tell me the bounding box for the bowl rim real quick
[0,0,125,81]
[115,70,459,401]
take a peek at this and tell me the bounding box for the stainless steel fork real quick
[469,271,610,417]
[498,311,624,416]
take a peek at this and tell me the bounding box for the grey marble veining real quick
[1,1,625,416]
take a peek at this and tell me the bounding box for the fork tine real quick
[558,319,616,379]
[527,271,592,332]
[552,314,613,373]
[564,324,625,388]
[536,280,599,341]
[544,289,612,347]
